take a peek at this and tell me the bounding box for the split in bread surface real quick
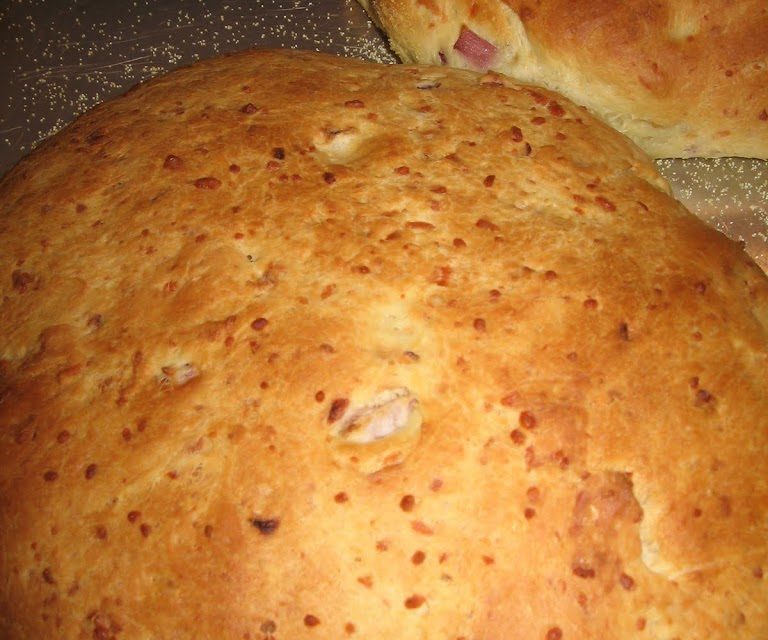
[358,0,768,158]
[1,49,767,639]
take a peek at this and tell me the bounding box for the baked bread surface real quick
[359,0,768,158]
[1,49,767,639]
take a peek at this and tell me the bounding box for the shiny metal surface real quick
[1,0,765,270]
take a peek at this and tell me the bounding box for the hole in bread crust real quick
[332,388,418,444]
[158,362,199,387]
[416,78,442,90]
[328,388,422,474]
[314,127,361,164]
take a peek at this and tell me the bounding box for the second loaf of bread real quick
[359,0,768,158]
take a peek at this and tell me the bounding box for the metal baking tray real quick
[1,0,765,271]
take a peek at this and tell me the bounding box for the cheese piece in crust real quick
[1,49,767,639]
[358,0,768,158]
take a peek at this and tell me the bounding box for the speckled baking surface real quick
[1,0,766,271]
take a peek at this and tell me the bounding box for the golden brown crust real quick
[359,0,768,158]
[0,49,767,639]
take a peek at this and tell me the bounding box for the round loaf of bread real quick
[358,0,768,159]
[0,49,766,639]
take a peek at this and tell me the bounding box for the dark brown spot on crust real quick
[431,265,452,286]
[519,5,535,20]
[194,177,221,190]
[88,314,104,329]
[404,594,425,609]
[251,518,280,534]
[476,217,499,231]
[163,154,183,170]
[411,520,434,535]
[328,398,349,423]
[251,317,269,331]
[12,270,34,293]
[619,572,636,590]
[87,130,106,144]
[304,614,320,627]
[357,575,373,588]
[573,564,595,579]
[406,220,435,230]
[595,196,616,211]
[510,429,525,445]
[519,411,537,429]
[548,101,565,117]
[618,322,630,341]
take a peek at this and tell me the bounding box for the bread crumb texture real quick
[0,49,767,639]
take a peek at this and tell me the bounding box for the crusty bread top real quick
[359,0,768,158]
[1,49,767,639]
